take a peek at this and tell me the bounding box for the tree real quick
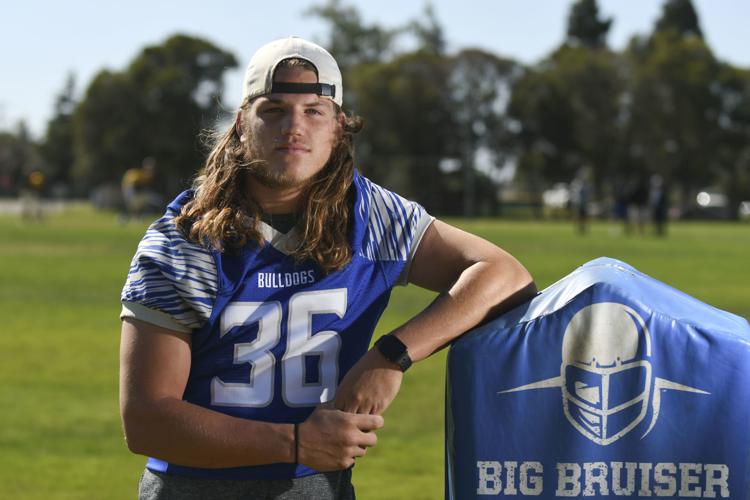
[410,3,446,56]
[73,70,147,188]
[0,122,41,196]
[348,51,456,212]
[713,65,750,218]
[73,34,237,193]
[128,35,237,193]
[508,45,624,197]
[624,30,720,202]
[448,49,522,215]
[566,0,613,49]
[307,0,400,74]
[40,73,77,194]
[508,0,622,205]
[654,0,702,39]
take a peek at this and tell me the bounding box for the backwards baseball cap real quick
[241,36,343,107]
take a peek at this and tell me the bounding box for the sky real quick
[2,0,748,138]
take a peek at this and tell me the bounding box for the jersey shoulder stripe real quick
[121,212,218,331]
[355,174,433,264]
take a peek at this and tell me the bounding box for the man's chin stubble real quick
[248,166,306,190]
[243,143,310,190]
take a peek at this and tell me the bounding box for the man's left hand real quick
[333,348,403,415]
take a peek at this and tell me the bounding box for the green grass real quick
[0,209,747,499]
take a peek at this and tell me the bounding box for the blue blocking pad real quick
[446,257,750,499]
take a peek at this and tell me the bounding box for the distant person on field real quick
[121,157,156,222]
[20,169,45,221]
[570,167,592,235]
[610,176,628,234]
[627,176,649,236]
[649,174,669,237]
[118,36,536,500]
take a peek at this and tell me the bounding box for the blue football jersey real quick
[121,171,433,480]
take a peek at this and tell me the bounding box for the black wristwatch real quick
[375,334,412,372]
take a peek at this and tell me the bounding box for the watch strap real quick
[375,334,412,372]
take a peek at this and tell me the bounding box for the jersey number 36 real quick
[211,288,347,408]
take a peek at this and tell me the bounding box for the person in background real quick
[570,167,592,235]
[20,168,45,221]
[120,157,156,222]
[627,176,649,236]
[649,174,669,237]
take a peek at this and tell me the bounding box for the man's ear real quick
[235,111,245,142]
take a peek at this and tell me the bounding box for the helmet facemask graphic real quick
[500,300,710,446]
[560,303,651,445]
[563,359,651,445]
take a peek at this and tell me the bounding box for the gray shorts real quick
[138,468,355,500]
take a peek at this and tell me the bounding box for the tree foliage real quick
[654,0,703,39]
[306,0,401,73]
[624,30,720,198]
[40,74,76,191]
[566,0,613,49]
[349,51,456,211]
[509,45,624,191]
[0,123,41,196]
[409,3,446,56]
[712,65,750,212]
[448,49,522,215]
[72,34,237,192]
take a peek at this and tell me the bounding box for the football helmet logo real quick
[501,302,708,445]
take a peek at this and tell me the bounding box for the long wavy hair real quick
[174,59,363,273]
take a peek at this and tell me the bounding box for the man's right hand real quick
[297,405,384,471]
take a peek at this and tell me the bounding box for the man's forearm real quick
[334,216,536,416]
[122,397,292,469]
[333,257,535,415]
[392,260,536,362]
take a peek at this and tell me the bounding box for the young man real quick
[120,36,535,499]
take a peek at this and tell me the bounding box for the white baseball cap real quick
[241,36,343,107]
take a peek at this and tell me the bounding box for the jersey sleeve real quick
[120,213,218,332]
[358,177,434,286]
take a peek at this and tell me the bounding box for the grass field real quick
[0,207,748,499]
